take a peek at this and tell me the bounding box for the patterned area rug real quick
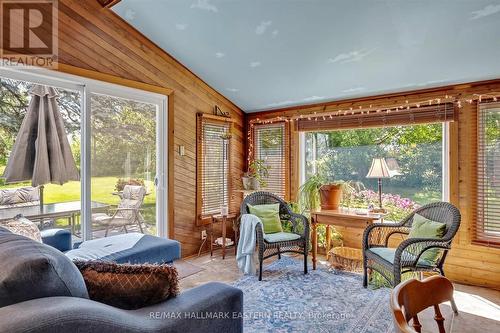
[233,256,393,333]
[173,260,204,279]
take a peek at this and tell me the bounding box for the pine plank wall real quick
[53,0,244,257]
[2,0,498,289]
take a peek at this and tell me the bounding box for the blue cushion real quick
[369,247,434,267]
[65,233,181,264]
[41,228,72,252]
[264,232,301,243]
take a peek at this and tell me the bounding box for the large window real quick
[475,104,500,246]
[0,67,168,241]
[254,123,288,198]
[197,114,232,223]
[302,123,446,221]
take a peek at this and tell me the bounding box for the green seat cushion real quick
[264,232,301,243]
[248,203,283,234]
[369,247,434,267]
[408,214,446,264]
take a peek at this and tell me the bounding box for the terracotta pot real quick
[319,184,343,210]
[242,176,260,190]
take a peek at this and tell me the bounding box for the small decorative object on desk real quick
[220,205,228,216]
[355,209,368,215]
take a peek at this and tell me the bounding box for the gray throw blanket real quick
[236,214,262,275]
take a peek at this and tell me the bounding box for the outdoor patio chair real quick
[363,202,461,288]
[92,185,147,236]
[240,191,309,281]
[0,186,41,209]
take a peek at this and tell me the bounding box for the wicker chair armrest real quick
[288,212,309,238]
[255,222,265,256]
[394,238,451,267]
[363,223,408,249]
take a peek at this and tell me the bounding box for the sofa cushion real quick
[0,227,89,308]
[408,214,446,264]
[73,260,179,310]
[0,186,40,208]
[369,247,434,267]
[41,228,72,252]
[65,233,181,264]
[0,215,41,242]
[264,232,301,243]
[247,203,283,234]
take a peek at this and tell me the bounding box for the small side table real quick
[210,213,238,259]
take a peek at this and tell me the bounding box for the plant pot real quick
[319,184,342,210]
[242,176,260,190]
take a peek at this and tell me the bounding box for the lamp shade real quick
[366,158,392,179]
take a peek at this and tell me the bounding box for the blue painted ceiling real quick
[113,0,500,112]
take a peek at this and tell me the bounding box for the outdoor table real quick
[0,201,109,234]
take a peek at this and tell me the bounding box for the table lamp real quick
[366,158,393,213]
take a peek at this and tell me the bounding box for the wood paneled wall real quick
[248,80,500,289]
[2,0,245,257]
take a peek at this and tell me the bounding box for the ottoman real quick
[65,232,181,264]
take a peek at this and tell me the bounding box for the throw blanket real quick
[236,214,262,275]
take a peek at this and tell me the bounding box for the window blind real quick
[474,103,500,247]
[200,120,230,216]
[297,103,456,131]
[254,123,287,198]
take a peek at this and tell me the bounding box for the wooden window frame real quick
[296,103,456,132]
[252,121,290,200]
[472,102,500,247]
[196,113,234,226]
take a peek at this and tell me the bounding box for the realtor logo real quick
[1,0,58,67]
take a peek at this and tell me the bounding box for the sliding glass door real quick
[89,92,161,238]
[0,67,168,241]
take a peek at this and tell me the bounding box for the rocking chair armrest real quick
[363,223,408,249]
[394,238,451,267]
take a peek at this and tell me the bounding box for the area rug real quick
[233,256,393,333]
[173,260,204,279]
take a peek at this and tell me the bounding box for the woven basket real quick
[328,246,363,272]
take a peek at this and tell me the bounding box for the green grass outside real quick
[0,164,157,232]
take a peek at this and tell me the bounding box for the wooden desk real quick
[311,209,383,270]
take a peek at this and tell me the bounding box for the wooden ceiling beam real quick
[96,0,122,8]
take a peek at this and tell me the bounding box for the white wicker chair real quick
[92,185,147,236]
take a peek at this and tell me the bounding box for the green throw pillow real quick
[247,203,283,234]
[408,214,447,264]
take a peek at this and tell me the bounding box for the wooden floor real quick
[181,252,500,333]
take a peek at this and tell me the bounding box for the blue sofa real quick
[0,227,244,333]
[41,229,181,264]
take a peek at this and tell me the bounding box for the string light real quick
[246,91,500,155]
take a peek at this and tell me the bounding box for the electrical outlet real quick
[201,230,207,240]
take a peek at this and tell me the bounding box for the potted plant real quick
[242,159,270,190]
[319,183,343,210]
[298,174,324,211]
[115,178,145,192]
[299,155,344,211]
